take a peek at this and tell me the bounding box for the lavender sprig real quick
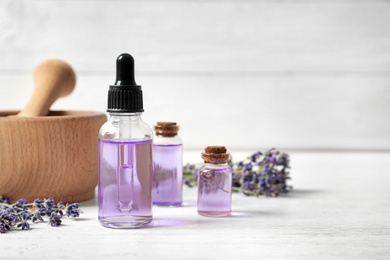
[237,148,292,197]
[0,197,82,234]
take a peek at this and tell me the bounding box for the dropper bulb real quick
[115,53,136,86]
[107,53,143,113]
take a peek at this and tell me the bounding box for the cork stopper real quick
[154,122,179,137]
[201,146,230,164]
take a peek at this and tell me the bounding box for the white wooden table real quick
[2,151,390,259]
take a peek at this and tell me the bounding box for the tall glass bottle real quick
[152,122,183,206]
[197,146,232,217]
[98,53,153,228]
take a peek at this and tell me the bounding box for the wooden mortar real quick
[0,111,106,203]
[0,60,107,203]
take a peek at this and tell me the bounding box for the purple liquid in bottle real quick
[197,164,232,217]
[98,139,153,228]
[152,144,183,206]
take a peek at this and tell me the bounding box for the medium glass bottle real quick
[152,122,183,206]
[197,146,232,217]
[98,53,153,228]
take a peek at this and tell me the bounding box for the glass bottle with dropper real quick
[98,53,153,228]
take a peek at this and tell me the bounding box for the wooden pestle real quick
[16,59,76,117]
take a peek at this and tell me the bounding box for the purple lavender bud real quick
[244,163,252,171]
[16,212,33,230]
[277,153,290,167]
[5,208,18,224]
[258,178,267,191]
[269,157,277,164]
[44,198,56,215]
[0,222,10,233]
[19,211,33,221]
[183,179,193,188]
[53,204,64,216]
[16,221,30,230]
[0,196,10,204]
[49,212,62,227]
[250,151,262,162]
[243,172,253,182]
[15,198,28,205]
[45,198,55,208]
[65,203,80,218]
[34,199,45,209]
[13,198,28,211]
[32,213,44,223]
[36,207,47,216]
[243,180,251,190]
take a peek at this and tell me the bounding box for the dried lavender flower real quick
[0,197,82,234]
[0,196,10,205]
[32,211,44,223]
[44,197,55,215]
[237,148,292,197]
[34,199,45,209]
[16,212,33,230]
[65,203,81,218]
[49,212,62,227]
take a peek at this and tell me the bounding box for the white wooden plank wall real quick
[0,0,389,151]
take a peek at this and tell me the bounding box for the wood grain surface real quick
[0,110,107,203]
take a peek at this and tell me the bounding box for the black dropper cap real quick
[107,53,144,113]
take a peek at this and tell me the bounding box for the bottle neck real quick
[204,162,229,167]
[108,112,142,121]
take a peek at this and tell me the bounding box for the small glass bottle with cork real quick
[152,122,183,207]
[197,146,232,217]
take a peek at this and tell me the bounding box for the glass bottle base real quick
[153,201,182,207]
[198,210,231,217]
[99,216,152,229]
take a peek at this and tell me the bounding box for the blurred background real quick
[0,0,389,151]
